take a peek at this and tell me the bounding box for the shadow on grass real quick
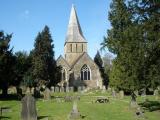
[139,100,160,112]
[38,116,50,120]
[0,94,22,101]
[0,116,11,119]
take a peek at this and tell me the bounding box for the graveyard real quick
[1,0,160,120]
[0,89,160,120]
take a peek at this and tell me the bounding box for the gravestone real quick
[55,87,59,92]
[119,90,124,99]
[50,86,54,92]
[65,86,69,92]
[43,88,51,100]
[69,102,80,120]
[21,94,37,120]
[130,91,138,109]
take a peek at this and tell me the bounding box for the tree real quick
[101,0,143,92]
[13,51,32,87]
[102,0,160,93]
[94,51,109,88]
[130,0,160,90]
[0,31,15,96]
[32,26,59,87]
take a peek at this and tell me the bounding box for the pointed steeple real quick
[65,5,87,43]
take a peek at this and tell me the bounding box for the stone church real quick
[57,5,102,89]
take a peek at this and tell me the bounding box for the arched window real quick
[81,65,91,80]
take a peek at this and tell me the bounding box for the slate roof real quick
[65,5,87,43]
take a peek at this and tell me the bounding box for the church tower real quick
[64,5,87,66]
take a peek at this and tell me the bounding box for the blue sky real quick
[0,0,111,59]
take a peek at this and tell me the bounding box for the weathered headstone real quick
[119,90,124,99]
[50,86,54,92]
[43,88,51,100]
[65,86,69,92]
[112,89,116,98]
[21,94,37,120]
[55,87,59,92]
[69,102,80,120]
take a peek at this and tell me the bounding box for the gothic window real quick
[81,64,91,80]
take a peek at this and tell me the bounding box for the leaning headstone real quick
[69,102,80,120]
[119,90,124,99]
[43,88,51,100]
[21,94,37,120]
[130,91,138,109]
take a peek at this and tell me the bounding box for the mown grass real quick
[0,91,159,120]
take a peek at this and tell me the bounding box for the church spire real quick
[65,5,87,43]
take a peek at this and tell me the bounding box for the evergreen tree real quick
[0,31,15,96]
[94,51,109,88]
[13,51,32,87]
[130,0,160,90]
[101,0,142,92]
[32,26,57,87]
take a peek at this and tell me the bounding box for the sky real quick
[0,0,111,59]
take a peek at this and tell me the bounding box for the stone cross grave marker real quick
[69,102,80,120]
[21,94,37,120]
[130,91,138,109]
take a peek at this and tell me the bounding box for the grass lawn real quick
[0,91,160,120]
